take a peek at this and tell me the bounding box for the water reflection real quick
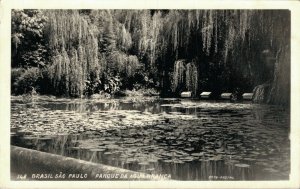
[11,96,290,180]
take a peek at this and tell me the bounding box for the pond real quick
[11,95,290,180]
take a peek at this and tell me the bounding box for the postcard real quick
[1,0,300,188]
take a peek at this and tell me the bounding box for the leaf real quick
[209,154,222,161]
[234,163,250,168]
[138,161,149,166]
[104,152,112,155]
[191,152,204,157]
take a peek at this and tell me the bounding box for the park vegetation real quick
[11,10,290,106]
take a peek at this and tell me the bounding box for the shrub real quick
[11,68,25,94]
[12,67,42,95]
[103,75,121,94]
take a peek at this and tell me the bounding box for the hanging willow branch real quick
[44,10,99,97]
[172,60,186,92]
[185,61,198,94]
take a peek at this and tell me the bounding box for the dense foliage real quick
[11,9,290,106]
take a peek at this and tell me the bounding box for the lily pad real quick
[209,154,222,161]
[138,161,149,166]
[234,163,250,168]
[163,159,173,163]
[104,152,113,155]
[191,152,204,157]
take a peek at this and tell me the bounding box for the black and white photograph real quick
[1,0,300,188]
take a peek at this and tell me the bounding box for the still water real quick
[11,96,290,180]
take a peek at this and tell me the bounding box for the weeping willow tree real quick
[164,10,253,96]
[172,60,198,95]
[149,11,163,69]
[90,10,143,79]
[126,55,140,77]
[161,10,289,105]
[160,10,252,63]
[108,51,140,76]
[117,24,132,52]
[44,10,100,97]
[114,10,161,70]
